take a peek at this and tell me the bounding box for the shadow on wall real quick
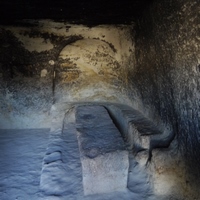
[131,0,200,199]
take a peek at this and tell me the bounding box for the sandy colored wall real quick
[0,21,135,128]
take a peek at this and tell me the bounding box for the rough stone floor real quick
[0,129,49,200]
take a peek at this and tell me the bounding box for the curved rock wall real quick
[130,0,200,198]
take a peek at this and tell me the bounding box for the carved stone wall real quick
[0,21,135,128]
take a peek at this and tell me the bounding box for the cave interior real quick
[0,0,199,199]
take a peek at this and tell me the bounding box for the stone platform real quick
[39,102,167,199]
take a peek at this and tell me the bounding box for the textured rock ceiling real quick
[0,0,153,25]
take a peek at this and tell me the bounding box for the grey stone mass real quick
[75,105,129,195]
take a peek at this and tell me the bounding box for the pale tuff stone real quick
[76,105,129,195]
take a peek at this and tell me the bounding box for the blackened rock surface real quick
[0,0,153,25]
[130,0,200,198]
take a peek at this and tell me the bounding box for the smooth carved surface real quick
[76,105,129,195]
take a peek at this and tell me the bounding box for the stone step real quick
[75,105,129,195]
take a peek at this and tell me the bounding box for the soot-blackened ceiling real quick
[0,0,153,25]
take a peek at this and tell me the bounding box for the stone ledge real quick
[105,104,161,152]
